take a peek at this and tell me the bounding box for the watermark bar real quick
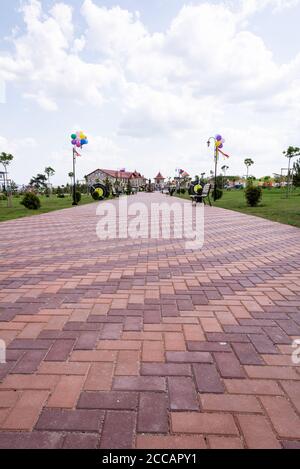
[96,197,204,250]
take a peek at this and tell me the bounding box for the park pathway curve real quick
[0,192,300,449]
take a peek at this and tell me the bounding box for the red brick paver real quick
[0,192,300,449]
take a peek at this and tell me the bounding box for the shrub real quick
[245,185,262,207]
[213,188,223,200]
[126,181,132,195]
[57,193,65,199]
[21,192,41,210]
[181,188,186,194]
[0,193,7,201]
[75,191,81,203]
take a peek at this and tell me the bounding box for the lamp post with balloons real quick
[70,131,88,206]
[207,134,225,202]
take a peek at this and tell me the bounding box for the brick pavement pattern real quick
[0,192,300,449]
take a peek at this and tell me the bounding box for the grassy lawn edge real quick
[0,194,98,223]
[174,189,300,228]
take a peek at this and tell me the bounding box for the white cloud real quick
[238,0,300,18]
[81,0,147,57]
[0,0,299,181]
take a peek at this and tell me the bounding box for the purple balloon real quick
[219,143,223,149]
[216,134,222,141]
[71,139,76,145]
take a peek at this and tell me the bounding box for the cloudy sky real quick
[0,0,300,185]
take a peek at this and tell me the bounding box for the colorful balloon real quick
[71,131,89,147]
[216,134,222,141]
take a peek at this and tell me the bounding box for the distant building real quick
[154,172,165,189]
[86,169,146,189]
[174,171,191,189]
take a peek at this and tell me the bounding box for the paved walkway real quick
[0,193,300,449]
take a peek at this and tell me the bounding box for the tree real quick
[221,165,229,176]
[126,179,132,195]
[283,147,300,195]
[244,159,254,179]
[29,174,48,192]
[293,158,300,187]
[104,177,112,196]
[45,167,55,185]
[0,152,14,191]
[10,181,18,195]
[221,165,229,188]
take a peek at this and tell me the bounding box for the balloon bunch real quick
[71,131,88,148]
[215,134,225,150]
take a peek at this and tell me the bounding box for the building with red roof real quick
[86,169,147,189]
[154,172,165,189]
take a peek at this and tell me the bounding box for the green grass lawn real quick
[0,194,97,223]
[176,188,300,228]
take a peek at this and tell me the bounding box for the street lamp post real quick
[72,147,77,206]
[70,131,89,206]
[207,137,218,202]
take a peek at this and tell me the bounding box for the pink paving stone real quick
[100,324,123,340]
[136,434,207,449]
[113,376,166,392]
[214,352,246,379]
[77,391,138,410]
[137,392,168,433]
[12,350,46,374]
[237,414,281,449]
[260,396,300,439]
[63,433,99,449]
[249,334,279,354]
[100,411,136,449]
[231,342,264,366]
[45,339,75,361]
[74,331,99,350]
[124,317,143,331]
[168,376,199,411]
[0,432,64,449]
[193,363,225,394]
[171,412,238,435]
[141,363,192,376]
[208,436,244,449]
[166,351,213,363]
[35,409,104,432]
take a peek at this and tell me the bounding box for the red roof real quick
[155,172,164,180]
[86,169,145,180]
